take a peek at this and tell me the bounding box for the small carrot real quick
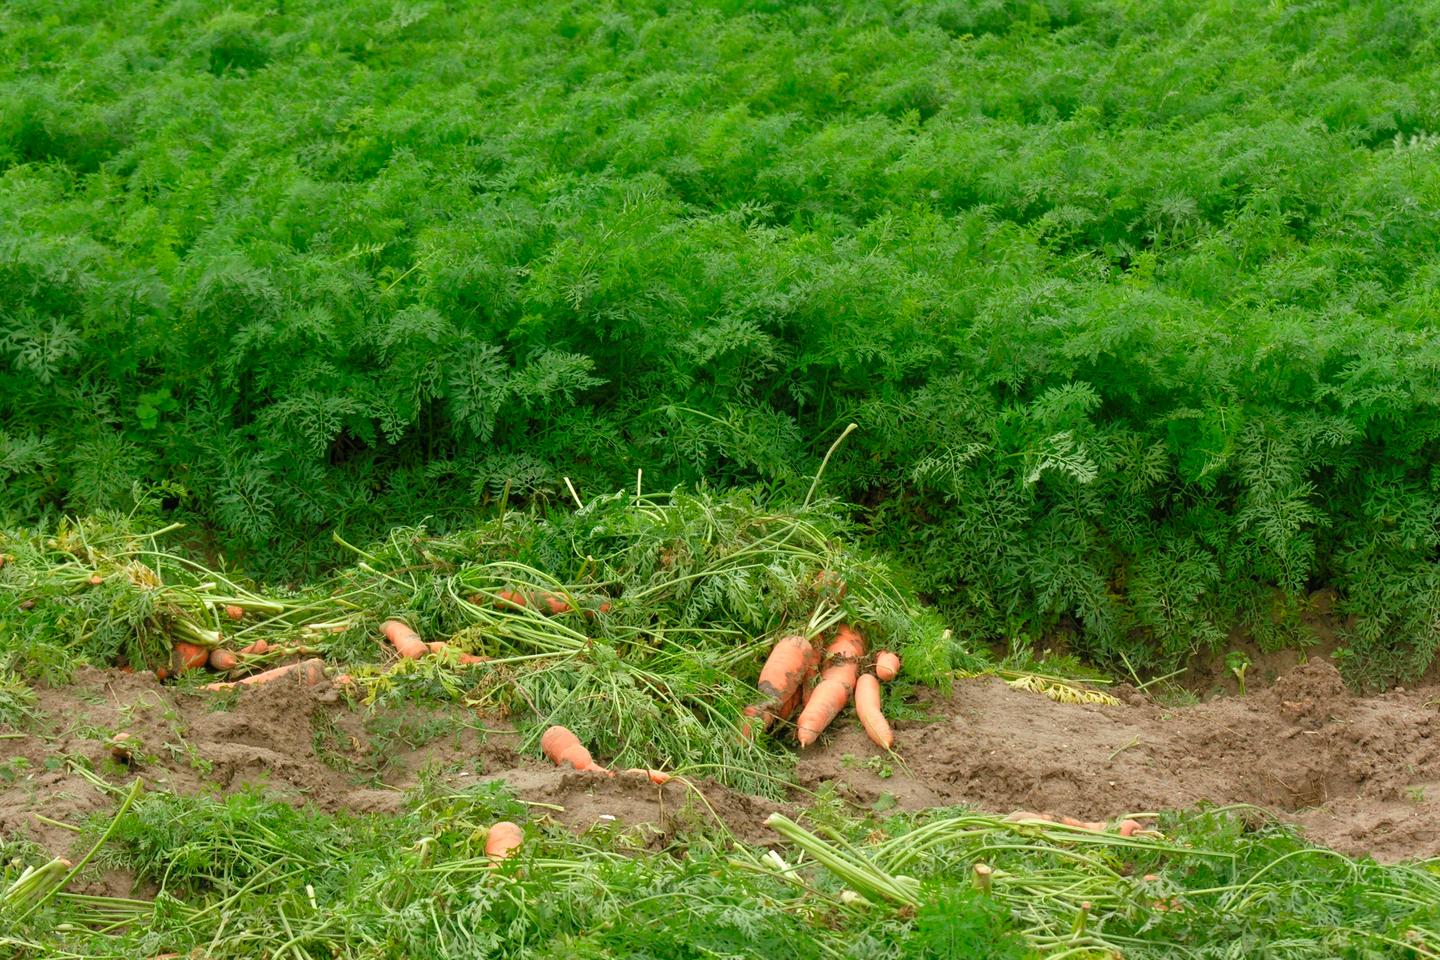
[238,639,269,655]
[874,651,901,682]
[381,620,428,659]
[173,642,210,673]
[622,768,672,785]
[485,821,524,860]
[208,648,239,672]
[1117,819,1144,837]
[223,604,245,621]
[88,574,103,586]
[427,641,447,655]
[854,673,893,749]
[495,590,529,609]
[203,658,325,691]
[535,592,571,615]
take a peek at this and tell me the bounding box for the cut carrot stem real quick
[854,673,894,749]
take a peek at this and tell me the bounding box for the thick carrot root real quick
[485,822,524,860]
[795,625,865,747]
[381,620,428,659]
[743,634,820,737]
[540,725,612,775]
[854,673,893,749]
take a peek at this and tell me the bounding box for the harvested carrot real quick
[535,592,571,615]
[622,768,672,785]
[1118,819,1143,837]
[854,673,893,749]
[381,620,428,659]
[1004,811,1057,823]
[795,626,866,747]
[173,642,210,673]
[203,658,325,691]
[485,821,524,860]
[874,651,901,682]
[223,604,245,620]
[495,589,529,609]
[237,639,269,655]
[88,574,103,586]
[744,635,819,735]
[540,725,611,775]
[208,648,239,672]
[427,641,447,655]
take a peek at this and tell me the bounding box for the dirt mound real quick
[3,660,1436,868]
[798,659,1439,861]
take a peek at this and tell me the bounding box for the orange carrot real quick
[208,648,239,672]
[238,639,269,655]
[540,725,611,775]
[495,589,529,609]
[794,626,866,747]
[874,651,901,682]
[1118,819,1143,837]
[535,592,571,615]
[1004,811,1057,823]
[381,620,428,659]
[622,768,672,785]
[744,635,818,734]
[173,642,210,673]
[427,641,447,655]
[223,604,245,620]
[854,673,893,749]
[203,658,325,691]
[485,821,524,860]
[88,574,103,586]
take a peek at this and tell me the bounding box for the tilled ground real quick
[2,658,1435,890]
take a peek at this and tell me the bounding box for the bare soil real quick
[2,658,1436,888]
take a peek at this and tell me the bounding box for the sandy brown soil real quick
[2,659,1436,881]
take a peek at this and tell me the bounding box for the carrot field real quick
[3,1,1439,956]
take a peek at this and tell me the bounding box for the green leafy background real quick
[4,0,1440,683]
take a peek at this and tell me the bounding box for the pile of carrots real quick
[745,624,901,750]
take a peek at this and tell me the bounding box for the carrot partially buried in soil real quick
[795,625,865,747]
[485,821,524,860]
[743,634,819,736]
[540,725,611,775]
[622,767,672,785]
[854,673,893,749]
[203,658,326,691]
[381,620,428,659]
